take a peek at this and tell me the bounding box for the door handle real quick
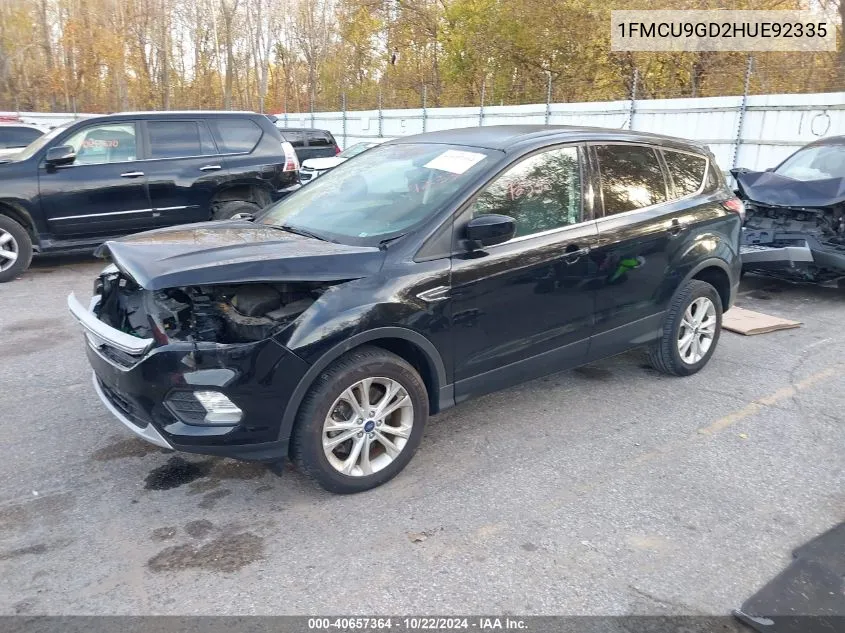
[120,171,144,178]
[668,219,689,237]
[562,246,590,264]
[199,165,222,171]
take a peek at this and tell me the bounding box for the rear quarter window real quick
[209,118,263,153]
[662,149,708,198]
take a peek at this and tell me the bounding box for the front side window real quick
[0,126,43,148]
[258,143,495,245]
[595,144,667,216]
[148,121,217,159]
[663,150,707,198]
[775,144,845,181]
[471,146,582,239]
[64,123,137,165]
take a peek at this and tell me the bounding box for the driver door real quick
[39,121,153,238]
[449,145,599,401]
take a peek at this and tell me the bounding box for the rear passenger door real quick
[586,143,707,362]
[141,119,228,227]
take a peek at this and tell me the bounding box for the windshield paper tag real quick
[424,150,486,174]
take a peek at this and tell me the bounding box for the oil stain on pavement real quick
[144,457,213,490]
[147,531,264,573]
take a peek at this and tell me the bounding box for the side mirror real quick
[45,145,76,166]
[465,214,516,249]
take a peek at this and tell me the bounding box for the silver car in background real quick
[299,139,387,183]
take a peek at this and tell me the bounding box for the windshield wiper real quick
[273,224,334,243]
[378,234,407,249]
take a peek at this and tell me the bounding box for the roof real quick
[0,121,47,129]
[113,110,259,116]
[388,125,708,152]
[806,135,845,147]
[276,127,334,133]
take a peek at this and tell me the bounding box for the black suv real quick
[276,127,341,162]
[68,126,742,494]
[0,111,299,282]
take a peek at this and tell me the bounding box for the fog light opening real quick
[193,391,243,425]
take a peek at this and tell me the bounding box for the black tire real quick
[0,215,33,283]
[212,200,261,221]
[647,279,723,377]
[290,346,429,494]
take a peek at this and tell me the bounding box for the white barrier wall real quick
[6,91,844,172]
[275,91,845,173]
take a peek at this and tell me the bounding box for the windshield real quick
[339,142,377,159]
[13,122,73,162]
[775,144,845,181]
[258,143,495,245]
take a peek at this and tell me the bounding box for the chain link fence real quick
[287,52,843,117]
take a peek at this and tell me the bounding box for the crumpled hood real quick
[732,168,845,208]
[95,221,385,290]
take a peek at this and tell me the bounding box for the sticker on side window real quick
[424,149,486,174]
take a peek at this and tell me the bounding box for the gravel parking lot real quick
[1,254,843,616]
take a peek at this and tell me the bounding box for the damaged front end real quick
[67,265,336,460]
[733,168,845,283]
[91,264,331,348]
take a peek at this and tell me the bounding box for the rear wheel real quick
[212,200,261,221]
[0,215,33,283]
[647,279,722,376]
[291,346,428,494]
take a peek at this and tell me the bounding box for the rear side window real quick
[595,144,668,216]
[210,118,263,153]
[280,130,305,147]
[148,121,217,159]
[0,126,42,148]
[306,131,334,147]
[663,150,707,198]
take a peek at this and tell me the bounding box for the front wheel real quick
[647,279,723,376]
[0,215,33,283]
[290,346,429,493]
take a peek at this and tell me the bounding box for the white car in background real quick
[299,139,388,183]
[0,121,49,160]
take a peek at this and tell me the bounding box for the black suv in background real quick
[0,111,298,281]
[69,126,742,493]
[276,127,341,162]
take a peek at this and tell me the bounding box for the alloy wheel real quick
[0,229,19,273]
[677,296,717,364]
[322,377,414,477]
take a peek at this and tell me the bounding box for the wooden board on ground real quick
[723,306,802,336]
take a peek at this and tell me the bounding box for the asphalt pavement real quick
[0,254,843,616]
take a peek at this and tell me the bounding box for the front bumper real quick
[68,293,310,462]
[91,372,172,449]
[740,229,845,273]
